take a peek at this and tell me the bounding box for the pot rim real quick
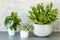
[20,30,29,32]
[33,23,51,26]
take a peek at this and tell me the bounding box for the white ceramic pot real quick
[20,30,29,38]
[33,24,53,37]
[8,28,15,36]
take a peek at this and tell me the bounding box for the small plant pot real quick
[8,28,15,36]
[33,24,53,37]
[20,30,29,38]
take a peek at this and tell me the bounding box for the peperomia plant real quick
[18,23,34,32]
[4,12,21,30]
[28,3,58,24]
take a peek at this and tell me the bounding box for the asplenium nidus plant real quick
[28,3,58,24]
[4,12,21,30]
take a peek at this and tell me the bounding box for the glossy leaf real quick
[4,12,21,30]
[28,3,58,24]
[5,17,14,28]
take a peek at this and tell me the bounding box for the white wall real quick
[0,0,60,32]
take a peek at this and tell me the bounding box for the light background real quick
[0,0,60,32]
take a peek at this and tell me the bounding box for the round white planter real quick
[33,24,53,37]
[8,28,15,36]
[20,30,29,38]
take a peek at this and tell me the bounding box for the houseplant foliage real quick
[18,23,34,38]
[18,23,34,31]
[4,12,21,30]
[28,3,58,37]
[29,3,57,24]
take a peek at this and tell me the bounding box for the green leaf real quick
[28,3,58,24]
[49,3,53,10]
[4,12,21,30]
[4,17,14,28]
[11,12,17,18]
[18,23,34,31]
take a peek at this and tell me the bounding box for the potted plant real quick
[18,23,33,38]
[4,12,21,36]
[28,3,58,37]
